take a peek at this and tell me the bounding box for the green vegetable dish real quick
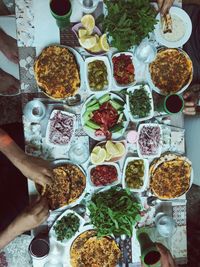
[129,85,151,118]
[125,160,145,189]
[102,0,157,51]
[88,60,108,91]
[53,213,80,242]
[88,186,141,237]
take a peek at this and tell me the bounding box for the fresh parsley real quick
[88,186,141,237]
[102,0,157,51]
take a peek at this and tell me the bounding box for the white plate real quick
[154,7,192,48]
[126,84,154,122]
[85,56,112,94]
[81,92,129,141]
[137,123,162,159]
[50,209,85,245]
[88,162,121,188]
[45,109,76,148]
[122,157,149,193]
[111,52,137,89]
[37,45,85,100]
[146,48,193,95]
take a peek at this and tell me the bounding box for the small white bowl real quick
[88,162,121,188]
[85,56,112,94]
[137,123,162,159]
[126,84,154,122]
[122,157,149,193]
[45,109,76,148]
[111,52,137,89]
[23,100,46,122]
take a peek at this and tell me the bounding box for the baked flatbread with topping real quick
[34,45,80,99]
[70,230,121,267]
[150,154,191,199]
[149,49,192,94]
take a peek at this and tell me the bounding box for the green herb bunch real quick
[103,0,157,51]
[129,85,151,117]
[88,186,141,237]
[53,213,80,241]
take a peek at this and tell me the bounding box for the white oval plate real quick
[81,92,129,141]
[122,157,149,193]
[85,56,112,94]
[50,209,85,245]
[126,84,154,122]
[154,7,192,48]
[88,162,121,189]
[111,52,137,89]
[137,123,162,159]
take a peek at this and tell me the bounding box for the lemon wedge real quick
[78,28,88,38]
[79,36,97,49]
[99,33,110,52]
[105,151,112,161]
[81,14,95,34]
[115,142,126,157]
[89,41,102,53]
[92,146,101,154]
[105,141,119,156]
[91,147,106,164]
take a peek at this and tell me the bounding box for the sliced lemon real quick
[81,14,95,33]
[78,28,88,38]
[89,41,102,53]
[92,146,101,154]
[115,142,126,157]
[79,36,97,49]
[91,147,106,164]
[105,151,112,161]
[99,34,110,52]
[105,141,119,156]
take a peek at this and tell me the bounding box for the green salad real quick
[88,186,141,237]
[53,213,80,241]
[129,85,151,118]
[102,0,157,51]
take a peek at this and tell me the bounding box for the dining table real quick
[2,0,189,266]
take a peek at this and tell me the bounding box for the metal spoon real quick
[83,0,93,8]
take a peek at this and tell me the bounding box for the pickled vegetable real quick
[125,160,144,189]
[88,60,108,91]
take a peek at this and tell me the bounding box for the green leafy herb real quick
[88,186,141,237]
[129,85,151,117]
[102,0,157,51]
[53,213,80,241]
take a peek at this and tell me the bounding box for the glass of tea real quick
[50,0,72,28]
[137,230,161,267]
[164,94,184,114]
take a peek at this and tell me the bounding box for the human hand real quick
[183,90,199,116]
[0,29,19,64]
[157,0,174,15]
[141,243,177,267]
[13,197,49,234]
[18,155,53,186]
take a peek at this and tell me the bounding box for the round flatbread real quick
[70,230,121,267]
[37,164,86,210]
[149,48,192,94]
[150,154,191,199]
[34,45,80,99]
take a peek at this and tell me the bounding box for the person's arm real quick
[157,0,174,15]
[0,197,49,250]
[0,128,53,186]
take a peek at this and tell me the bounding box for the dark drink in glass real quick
[29,233,50,259]
[164,94,184,114]
[50,0,72,28]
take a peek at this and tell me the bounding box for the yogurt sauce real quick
[160,14,185,42]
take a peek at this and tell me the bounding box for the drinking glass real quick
[78,0,99,13]
[69,142,89,164]
[155,213,176,237]
[50,0,72,28]
[135,39,157,64]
